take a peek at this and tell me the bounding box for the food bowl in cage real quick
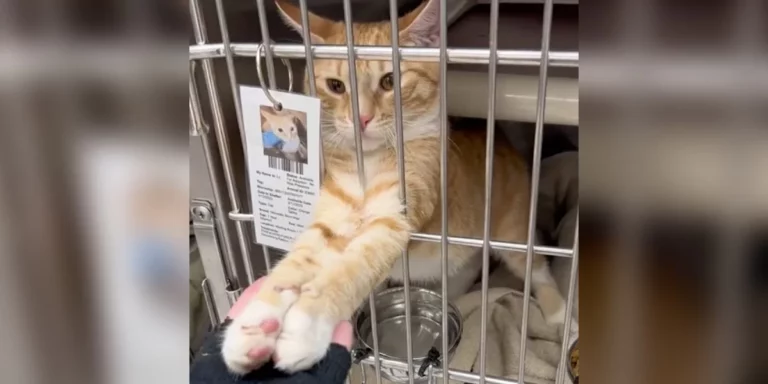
[353,287,463,383]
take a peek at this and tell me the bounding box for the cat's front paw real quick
[273,296,337,373]
[221,289,299,374]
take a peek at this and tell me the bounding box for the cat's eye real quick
[379,73,394,91]
[278,128,283,132]
[326,79,345,94]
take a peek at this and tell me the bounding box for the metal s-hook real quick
[255,41,294,111]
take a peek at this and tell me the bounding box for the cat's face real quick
[263,109,300,142]
[276,0,441,152]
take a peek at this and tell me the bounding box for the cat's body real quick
[221,0,572,375]
[385,128,533,299]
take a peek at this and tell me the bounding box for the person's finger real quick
[331,321,354,351]
[227,277,266,319]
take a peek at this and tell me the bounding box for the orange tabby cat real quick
[221,0,572,374]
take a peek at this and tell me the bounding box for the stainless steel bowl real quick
[353,287,463,383]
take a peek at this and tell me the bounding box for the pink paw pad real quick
[247,346,273,361]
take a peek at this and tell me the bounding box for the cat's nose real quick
[359,114,374,130]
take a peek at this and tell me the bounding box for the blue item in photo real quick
[263,131,283,148]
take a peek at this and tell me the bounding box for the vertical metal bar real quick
[299,0,317,97]
[342,0,367,188]
[341,1,380,383]
[478,0,500,383]
[438,1,450,384]
[298,0,325,185]
[201,278,221,326]
[190,67,240,283]
[388,2,414,384]
[555,217,579,384]
[255,0,278,88]
[518,1,555,383]
[213,0,272,276]
[190,0,256,285]
[191,199,237,319]
[190,63,207,136]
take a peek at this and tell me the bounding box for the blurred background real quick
[0,1,766,384]
[581,1,768,384]
[0,0,187,383]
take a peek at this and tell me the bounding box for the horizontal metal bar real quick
[357,355,552,384]
[228,211,572,257]
[189,43,579,67]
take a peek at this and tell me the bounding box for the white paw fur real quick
[273,305,336,373]
[545,302,568,326]
[547,303,579,337]
[221,290,298,375]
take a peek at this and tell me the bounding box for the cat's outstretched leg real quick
[272,214,412,373]
[221,173,364,374]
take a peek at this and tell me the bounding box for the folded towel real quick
[447,268,577,384]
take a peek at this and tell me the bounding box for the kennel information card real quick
[241,86,321,251]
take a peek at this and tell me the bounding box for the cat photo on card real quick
[260,105,309,168]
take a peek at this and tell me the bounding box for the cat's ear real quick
[275,0,335,44]
[398,0,440,47]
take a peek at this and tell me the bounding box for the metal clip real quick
[351,347,372,364]
[418,347,442,377]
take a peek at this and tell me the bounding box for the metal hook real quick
[255,41,294,111]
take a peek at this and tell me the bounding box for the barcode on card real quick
[268,156,304,175]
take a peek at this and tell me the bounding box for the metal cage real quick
[189,0,579,383]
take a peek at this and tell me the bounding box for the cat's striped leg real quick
[270,159,439,372]
[273,213,412,373]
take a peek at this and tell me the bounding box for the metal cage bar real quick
[357,354,555,384]
[228,210,572,257]
[297,0,326,181]
[255,0,278,88]
[190,0,255,289]
[478,0,501,381]
[212,0,271,278]
[340,1,383,383]
[556,216,579,384]
[519,1,556,383]
[438,0,451,383]
[229,210,573,257]
[190,43,579,67]
[387,1,416,384]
